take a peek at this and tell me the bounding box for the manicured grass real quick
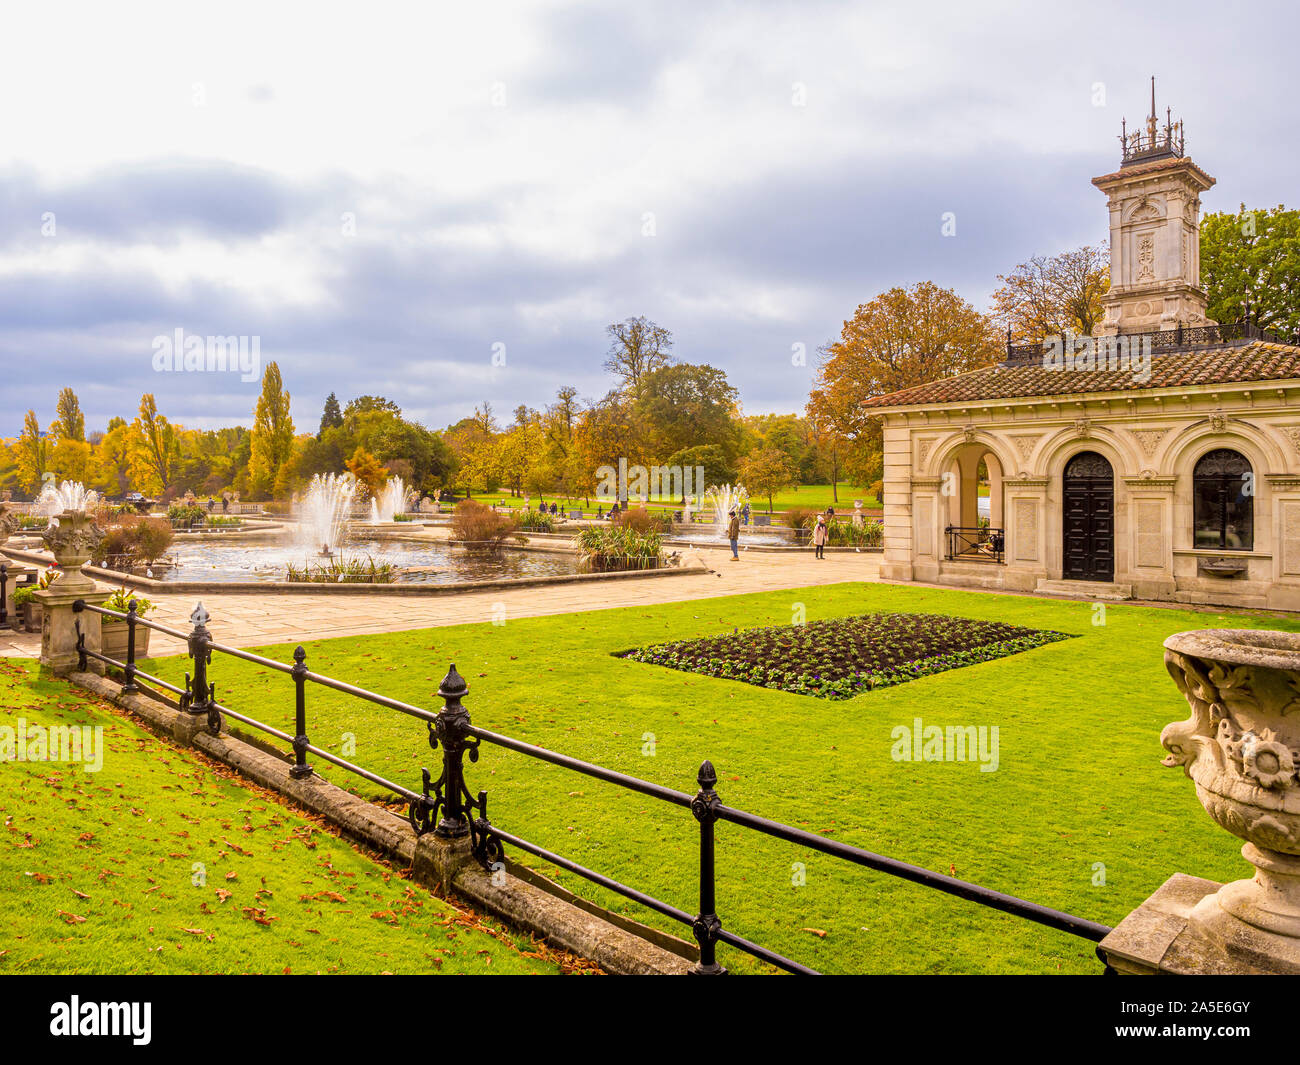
[0,662,568,975]
[463,483,880,514]
[139,584,1300,974]
[618,612,1073,698]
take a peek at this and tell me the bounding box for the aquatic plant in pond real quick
[618,612,1073,698]
[285,556,397,583]
[576,525,664,571]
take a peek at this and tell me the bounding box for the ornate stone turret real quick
[1092,78,1216,336]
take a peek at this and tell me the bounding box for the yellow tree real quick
[88,420,137,496]
[248,362,295,497]
[48,438,91,482]
[15,410,47,493]
[129,394,180,493]
[50,387,86,442]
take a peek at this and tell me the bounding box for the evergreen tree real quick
[319,392,343,437]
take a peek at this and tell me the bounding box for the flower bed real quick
[617,611,1073,698]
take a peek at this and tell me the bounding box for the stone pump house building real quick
[867,93,1300,611]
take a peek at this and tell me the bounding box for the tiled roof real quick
[860,341,1300,410]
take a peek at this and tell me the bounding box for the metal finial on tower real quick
[1120,78,1184,167]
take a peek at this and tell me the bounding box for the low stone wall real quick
[73,672,694,975]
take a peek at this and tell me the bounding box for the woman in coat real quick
[813,515,829,559]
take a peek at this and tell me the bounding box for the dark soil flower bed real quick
[616,611,1074,699]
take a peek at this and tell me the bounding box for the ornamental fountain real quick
[368,476,408,524]
[297,472,357,558]
[703,484,749,537]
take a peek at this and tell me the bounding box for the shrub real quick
[575,525,664,571]
[826,518,884,548]
[450,500,521,549]
[783,506,818,540]
[612,506,672,535]
[93,515,174,569]
[168,503,207,526]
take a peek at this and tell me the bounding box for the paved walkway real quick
[105,547,883,652]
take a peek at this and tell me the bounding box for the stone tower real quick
[1092,79,1215,335]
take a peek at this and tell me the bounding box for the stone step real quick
[1035,578,1133,601]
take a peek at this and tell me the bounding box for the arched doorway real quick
[1063,451,1114,581]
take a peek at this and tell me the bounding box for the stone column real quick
[36,510,110,675]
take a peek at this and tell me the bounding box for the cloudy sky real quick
[4,0,1296,437]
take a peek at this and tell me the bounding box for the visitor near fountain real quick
[813,515,828,559]
[727,510,740,560]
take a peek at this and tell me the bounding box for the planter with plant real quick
[100,587,156,659]
[12,568,60,632]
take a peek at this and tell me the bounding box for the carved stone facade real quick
[877,381,1300,611]
[1093,154,1215,335]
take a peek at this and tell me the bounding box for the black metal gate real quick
[1063,451,1114,581]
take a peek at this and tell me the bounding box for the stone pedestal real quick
[38,586,111,674]
[1099,872,1300,975]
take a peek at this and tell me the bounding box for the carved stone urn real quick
[40,509,103,594]
[1163,629,1300,962]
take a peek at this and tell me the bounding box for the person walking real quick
[727,509,741,560]
[813,514,828,559]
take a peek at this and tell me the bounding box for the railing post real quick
[0,562,7,626]
[186,602,212,717]
[434,664,472,838]
[690,760,726,975]
[73,599,88,672]
[122,599,139,693]
[290,645,313,779]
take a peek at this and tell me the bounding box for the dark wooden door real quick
[1063,451,1114,581]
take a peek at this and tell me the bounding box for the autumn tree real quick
[129,394,180,494]
[1201,204,1300,337]
[990,244,1109,340]
[248,361,295,497]
[808,281,1000,485]
[737,445,798,514]
[604,316,674,391]
[51,387,86,442]
[345,445,388,496]
[15,410,47,493]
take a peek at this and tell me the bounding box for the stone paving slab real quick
[132,548,881,650]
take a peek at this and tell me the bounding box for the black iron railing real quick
[1003,319,1292,368]
[71,598,1110,974]
[946,526,1004,564]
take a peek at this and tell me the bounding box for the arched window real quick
[1193,449,1253,550]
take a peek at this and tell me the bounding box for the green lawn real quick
[0,662,566,975]
[461,482,880,515]
[134,582,1296,975]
